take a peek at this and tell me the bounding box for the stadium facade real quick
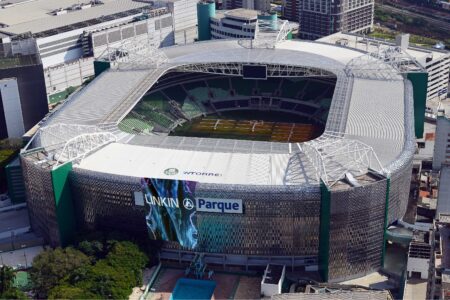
[21,38,426,282]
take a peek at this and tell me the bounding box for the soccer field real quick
[171,117,322,142]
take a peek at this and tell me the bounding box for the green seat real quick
[163,86,188,103]
[208,78,230,90]
[118,117,153,134]
[230,77,253,96]
[188,87,210,103]
[280,79,306,99]
[258,78,280,94]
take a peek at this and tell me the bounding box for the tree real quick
[0,266,26,299]
[78,240,104,260]
[0,266,14,295]
[30,247,89,298]
[0,288,27,299]
[48,284,99,299]
[105,241,149,286]
[80,261,134,299]
[31,240,150,299]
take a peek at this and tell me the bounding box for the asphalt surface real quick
[0,208,30,232]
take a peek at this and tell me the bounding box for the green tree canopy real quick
[30,247,89,298]
[0,266,26,299]
[0,266,14,295]
[34,240,150,299]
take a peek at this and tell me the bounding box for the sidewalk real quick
[0,245,44,269]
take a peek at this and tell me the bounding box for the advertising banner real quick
[140,177,244,249]
[141,178,198,249]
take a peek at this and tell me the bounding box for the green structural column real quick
[197,1,215,41]
[407,72,428,139]
[318,180,331,282]
[93,60,111,77]
[287,31,293,40]
[381,177,391,267]
[257,12,278,30]
[51,162,76,247]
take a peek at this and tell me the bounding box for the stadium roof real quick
[318,32,449,66]
[28,39,415,187]
[0,0,149,36]
[78,143,318,185]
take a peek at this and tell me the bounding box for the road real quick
[377,4,450,31]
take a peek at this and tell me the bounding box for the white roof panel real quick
[0,0,148,35]
[78,143,318,185]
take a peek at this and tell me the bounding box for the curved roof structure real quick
[29,39,415,188]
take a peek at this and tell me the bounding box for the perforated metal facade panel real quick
[21,156,409,281]
[327,179,387,281]
[21,156,61,246]
[69,169,322,257]
[193,184,321,256]
[387,161,412,224]
[69,169,147,235]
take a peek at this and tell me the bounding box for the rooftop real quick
[0,0,150,37]
[0,54,40,69]
[272,290,393,300]
[224,8,258,20]
[77,142,318,185]
[262,264,284,285]
[318,32,449,67]
[437,165,450,217]
[439,225,450,269]
[0,0,119,26]
[403,278,428,300]
[25,39,412,187]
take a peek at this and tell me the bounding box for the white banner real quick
[195,198,243,214]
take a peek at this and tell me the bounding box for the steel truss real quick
[238,19,295,49]
[34,123,107,149]
[97,37,169,70]
[345,45,425,80]
[175,63,335,78]
[54,132,116,168]
[300,132,385,187]
[252,19,291,49]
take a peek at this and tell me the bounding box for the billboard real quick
[141,178,198,249]
[140,178,244,249]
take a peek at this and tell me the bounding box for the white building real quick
[222,0,271,12]
[208,8,297,41]
[406,239,432,280]
[0,0,197,100]
[319,32,450,102]
[210,9,258,39]
[261,264,285,297]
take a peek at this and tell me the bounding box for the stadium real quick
[20,38,426,282]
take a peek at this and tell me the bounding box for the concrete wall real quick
[407,257,429,279]
[44,57,94,95]
[0,78,25,138]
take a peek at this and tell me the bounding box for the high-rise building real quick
[283,0,299,22]
[0,42,48,139]
[284,0,373,39]
[223,0,271,12]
